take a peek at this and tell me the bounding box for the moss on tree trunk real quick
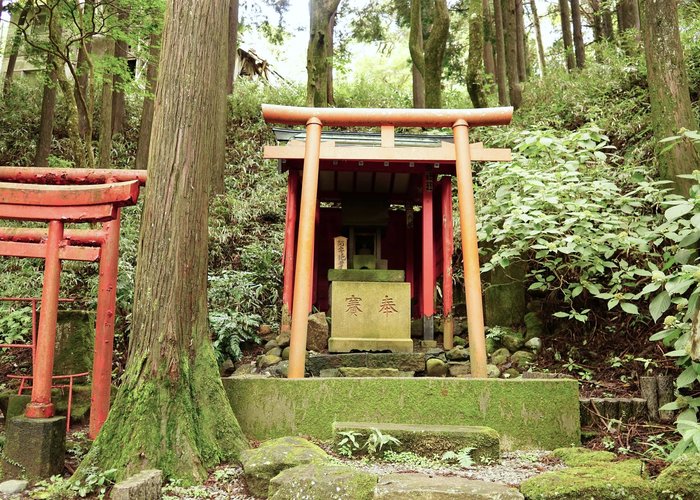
[409,0,450,109]
[306,0,340,107]
[467,0,488,108]
[76,0,247,484]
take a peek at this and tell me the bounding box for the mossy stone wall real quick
[55,310,95,375]
[223,377,580,450]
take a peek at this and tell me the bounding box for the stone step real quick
[375,473,523,499]
[332,422,500,463]
[307,352,425,376]
[337,367,415,377]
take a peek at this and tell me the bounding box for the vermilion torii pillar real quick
[262,105,513,379]
[0,167,146,437]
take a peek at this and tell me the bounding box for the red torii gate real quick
[0,167,146,439]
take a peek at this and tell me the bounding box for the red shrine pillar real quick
[421,174,435,340]
[440,178,455,349]
[281,170,300,333]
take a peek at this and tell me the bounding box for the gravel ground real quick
[160,450,563,499]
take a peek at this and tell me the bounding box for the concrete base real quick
[328,337,413,353]
[6,395,31,420]
[2,416,66,480]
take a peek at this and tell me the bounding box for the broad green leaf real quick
[649,291,671,322]
[620,302,639,315]
[665,203,694,222]
[678,366,699,388]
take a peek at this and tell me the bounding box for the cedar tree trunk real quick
[135,34,160,170]
[467,0,488,108]
[34,59,58,167]
[482,0,496,77]
[409,0,450,109]
[226,0,239,94]
[559,0,575,70]
[515,0,526,81]
[98,41,116,169]
[76,0,248,483]
[3,3,30,96]
[570,0,585,68]
[306,0,341,107]
[492,0,509,105]
[501,0,521,108]
[529,0,546,75]
[640,0,700,196]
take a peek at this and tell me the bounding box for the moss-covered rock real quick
[426,358,447,377]
[524,312,545,341]
[491,348,511,366]
[654,454,700,499]
[55,310,95,375]
[240,436,330,497]
[376,473,524,499]
[502,332,525,352]
[519,465,654,499]
[268,463,377,500]
[511,350,536,368]
[552,447,616,466]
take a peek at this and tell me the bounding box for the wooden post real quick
[421,174,435,340]
[281,170,299,333]
[452,120,487,377]
[89,213,120,438]
[288,117,322,378]
[25,219,64,418]
[441,177,454,349]
[405,205,415,299]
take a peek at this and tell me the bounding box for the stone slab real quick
[337,367,412,377]
[366,353,425,372]
[269,463,377,500]
[306,353,368,376]
[328,269,405,282]
[329,281,411,352]
[223,377,581,450]
[333,422,500,463]
[2,416,66,480]
[375,473,524,499]
[111,469,163,500]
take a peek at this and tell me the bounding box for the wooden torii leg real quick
[89,213,121,438]
[287,117,322,379]
[453,120,487,378]
[25,219,64,418]
[421,174,435,341]
[441,178,455,350]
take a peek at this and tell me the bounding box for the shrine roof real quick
[272,128,454,147]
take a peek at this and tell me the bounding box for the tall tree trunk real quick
[135,34,160,170]
[98,41,116,169]
[111,26,129,135]
[515,0,527,81]
[34,59,58,167]
[482,0,496,77]
[640,0,700,196]
[226,0,239,94]
[3,3,30,96]
[76,0,247,483]
[467,0,488,108]
[410,0,450,109]
[306,0,341,107]
[74,42,92,139]
[412,64,426,108]
[529,0,546,76]
[326,11,336,106]
[559,0,575,71]
[601,6,614,39]
[502,0,521,108]
[492,0,509,105]
[617,0,640,34]
[590,0,603,42]
[571,0,585,68]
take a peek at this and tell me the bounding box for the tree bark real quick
[640,0,700,196]
[3,3,30,96]
[601,5,614,40]
[482,0,496,77]
[326,10,337,106]
[515,0,527,81]
[409,0,450,109]
[226,0,239,94]
[467,0,488,108]
[34,59,58,167]
[617,0,640,34]
[570,0,585,68]
[559,0,575,71]
[111,24,129,136]
[74,43,91,139]
[77,0,247,482]
[529,0,546,76]
[98,41,116,169]
[492,0,509,105]
[502,0,521,108]
[306,0,341,107]
[412,62,426,108]
[590,0,603,42]
[135,34,160,170]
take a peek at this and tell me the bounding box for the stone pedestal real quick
[2,416,66,480]
[6,394,31,420]
[328,275,412,353]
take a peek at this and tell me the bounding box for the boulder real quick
[426,358,448,377]
[338,367,407,377]
[524,312,545,340]
[319,369,340,377]
[486,364,501,378]
[501,332,525,352]
[281,347,290,360]
[448,362,472,378]
[271,361,289,378]
[552,447,616,467]
[654,453,700,499]
[375,473,523,499]
[307,312,329,352]
[446,346,470,361]
[257,354,282,370]
[264,339,279,351]
[511,350,535,367]
[111,469,162,500]
[0,480,28,495]
[267,347,283,358]
[275,332,291,349]
[425,348,447,363]
[232,363,255,377]
[453,336,467,347]
[219,359,235,377]
[502,368,520,378]
[259,324,273,338]
[490,347,511,366]
[525,337,542,352]
[519,465,653,499]
[485,337,497,354]
[269,464,377,500]
[240,436,330,497]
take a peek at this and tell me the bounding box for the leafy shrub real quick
[0,305,32,344]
